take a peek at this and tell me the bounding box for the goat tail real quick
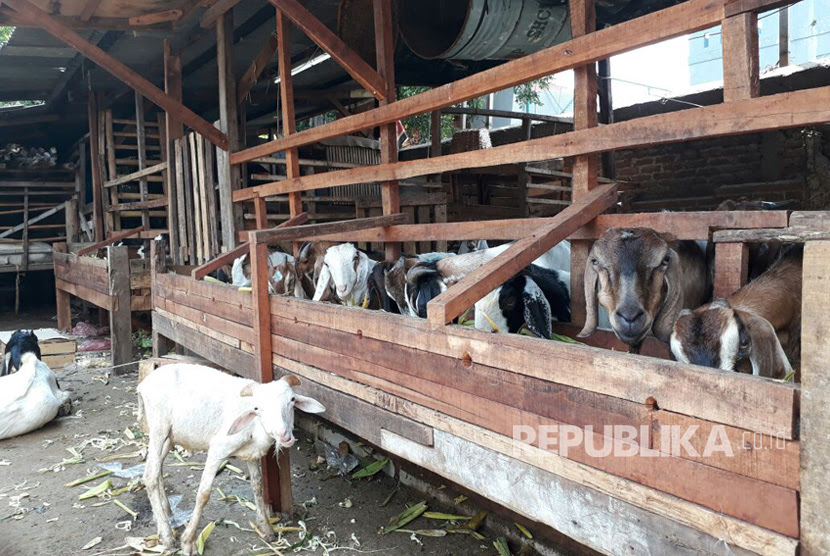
[136,392,148,434]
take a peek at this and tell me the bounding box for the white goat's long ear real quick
[578,254,599,338]
[240,383,255,396]
[312,264,332,301]
[738,310,792,379]
[281,375,301,387]
[652,249,684,343]
[227,410,256,435]
[294,394,325,414]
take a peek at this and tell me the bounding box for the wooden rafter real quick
[79,0,104,22]
[2,0,229,151]
[200,0,245,28]
[276,9,302,230]
[267,0,387,100]
[237,31,278,105]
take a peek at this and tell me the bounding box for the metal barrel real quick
[399,0,573,61]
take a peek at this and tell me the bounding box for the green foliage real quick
[0,26,13,47]
[514,76,553,107]
[398,86,457,146]
[296,110,338,132]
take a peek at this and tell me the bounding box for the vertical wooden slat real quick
[134,92,151,232]
[189,133,204,263]
[196,135,212,260]
[276,8,302,251]
[373,0,400,261]
[22,187,29,274]
[216,10,242,251]
[65,199,79,243]
[164,40,184,264]
[108,245,132,370]
[417,205,431,254]
[182,136,197,264]
[54,243,72,331]
[722,12,759,103]
[713,242,749,298]
[174,138,190,264]
[778,7,788,68]
[801,241,830,554]
[104,109,120,232]
[568,0,599,328]
[434,203,447,253]
[203,135,219,258]
[151,239,174,357]
[87,92,104,241]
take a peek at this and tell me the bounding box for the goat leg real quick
[247,459,276,541]
[143,434,176,548]
[180,452,224,556]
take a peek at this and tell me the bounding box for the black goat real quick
[2,329,41,377]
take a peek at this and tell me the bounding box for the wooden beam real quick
[103,162,167,188]
[427,183,617,327]
[374,0,399,261]
[79,0,104,22]
[713,227,830,243]
[76,226,143,256]
[230,0,734,165]
[722,11,759,102]
[191,212,308,280]
[266,0,387,100]
[276,9,302,233]
[87,93,104,242]
[233,85,830,201]
[216,9,243,249]
[129,9,182,27]
[134,92,151,231]
[713,242,749,298]
[801,241,830,554]
[200,0,244,28]
[251,213,406,245]
[778,6,789,67]
[164,40,184,265]
[2,0,228,151]
[237,31,277,105]
[107,198,168,212]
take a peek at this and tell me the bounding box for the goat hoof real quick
[57,399,72,417]
[180,541,196,556]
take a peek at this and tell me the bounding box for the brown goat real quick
[294,241,334,299]
[670,245,802,379]
[579,228,710,351]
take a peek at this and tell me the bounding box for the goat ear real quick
[737,310,792,378]
[522,286,553,340]
[294,394,325,414]
[312,264,332,302]
[281,375,301,387]
[577,254,599,338]
[239,383,255,397]
[227,410,256,435]
[652,249,684,342]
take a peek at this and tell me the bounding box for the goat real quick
[294,242,332,298]
[0,352,71,440]
[2,329,41,377]
[670,245,802,379]
[475,265,570,339]
[231,254,252,288]
[313,243,376,306]
[137,365,324,554]
[579,228,711,351]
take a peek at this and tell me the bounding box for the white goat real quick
[0,353,71,440]
[137,365,324,555]
[313,243,376,306]
[231,254,251,288]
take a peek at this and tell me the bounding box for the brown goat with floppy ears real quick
[578,228,711,352]
[670,245,802,379]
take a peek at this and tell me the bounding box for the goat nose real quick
[616,307,645,325]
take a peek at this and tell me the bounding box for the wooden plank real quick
[103,162,167,188]
[714,242,749,298]
[0,202,64,239]
[272,296,798,438]
[237,31,277,104]
[152,311,255,378]
[233,85,830,200]
[55,262,109,295]
[189,134,204,263]
[272,352,798,556]
[108,246,132,370]
[801,241,830,553]
[87,93,104,242]
[54,244,72,331]
[156,305,246,350]
[128,9,182,26]
[216,9,242,250]
[722,12,759,102]
[196,135,211,260]
[79,0,104,22]
[76,226,143,256]
[230,0,734,165]
[428,183,616,326]
[724,0,792,18]
[155,279,253,328]
[714,227,830,243]
[107,198,168,212]
[158,298,254,344]
[276,9,303,235]
[2,0,228,151]
[251,213,406,245]
[164,40,184,265]
[271,315,799,490]
[56,277,113,309]
[200,0,244,28]
[267,0,386,100]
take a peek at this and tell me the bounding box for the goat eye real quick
[662,255,671,265]
[254,407,259,411]
[591,258,598,266]
[291,396,296,403]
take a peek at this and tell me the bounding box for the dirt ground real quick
[0,310,552,556]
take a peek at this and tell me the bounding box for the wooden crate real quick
[0,328,77,370]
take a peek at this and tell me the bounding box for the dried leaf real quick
[78,479,112,500]
[351,457,389,479]
[423,512,470,521]
[65,471,112,487]
[113,499,138,519]
[81,537,102,550]
[394,528,447,537]
[494,537,512,556]
[382,501,427,535]
[515,522,533,539]
[196,521,215,555]
[453,495,468,505]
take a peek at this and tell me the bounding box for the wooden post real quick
[778,7,788,68]
[164,40,184,264]
[713,242,749,298]
[802,241,830,554]
[373,0,400,261]
[22,187,29,274]
[722,12,759,103]
[135,92,151,232]
[568,0,599,328]
[54,243,72,331]
[276,9,302,249]
[151,239,174,358]
[518,119,532,218]
[104,109,119,232]
[216,10,243,251]
[65,199,79,243]
[250,237,292,514]
[108,245,132,372]
[597,58,615,180]
[87,92,104,242]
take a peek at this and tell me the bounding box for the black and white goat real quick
[474,265,570,339]
[1,329,41,377]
